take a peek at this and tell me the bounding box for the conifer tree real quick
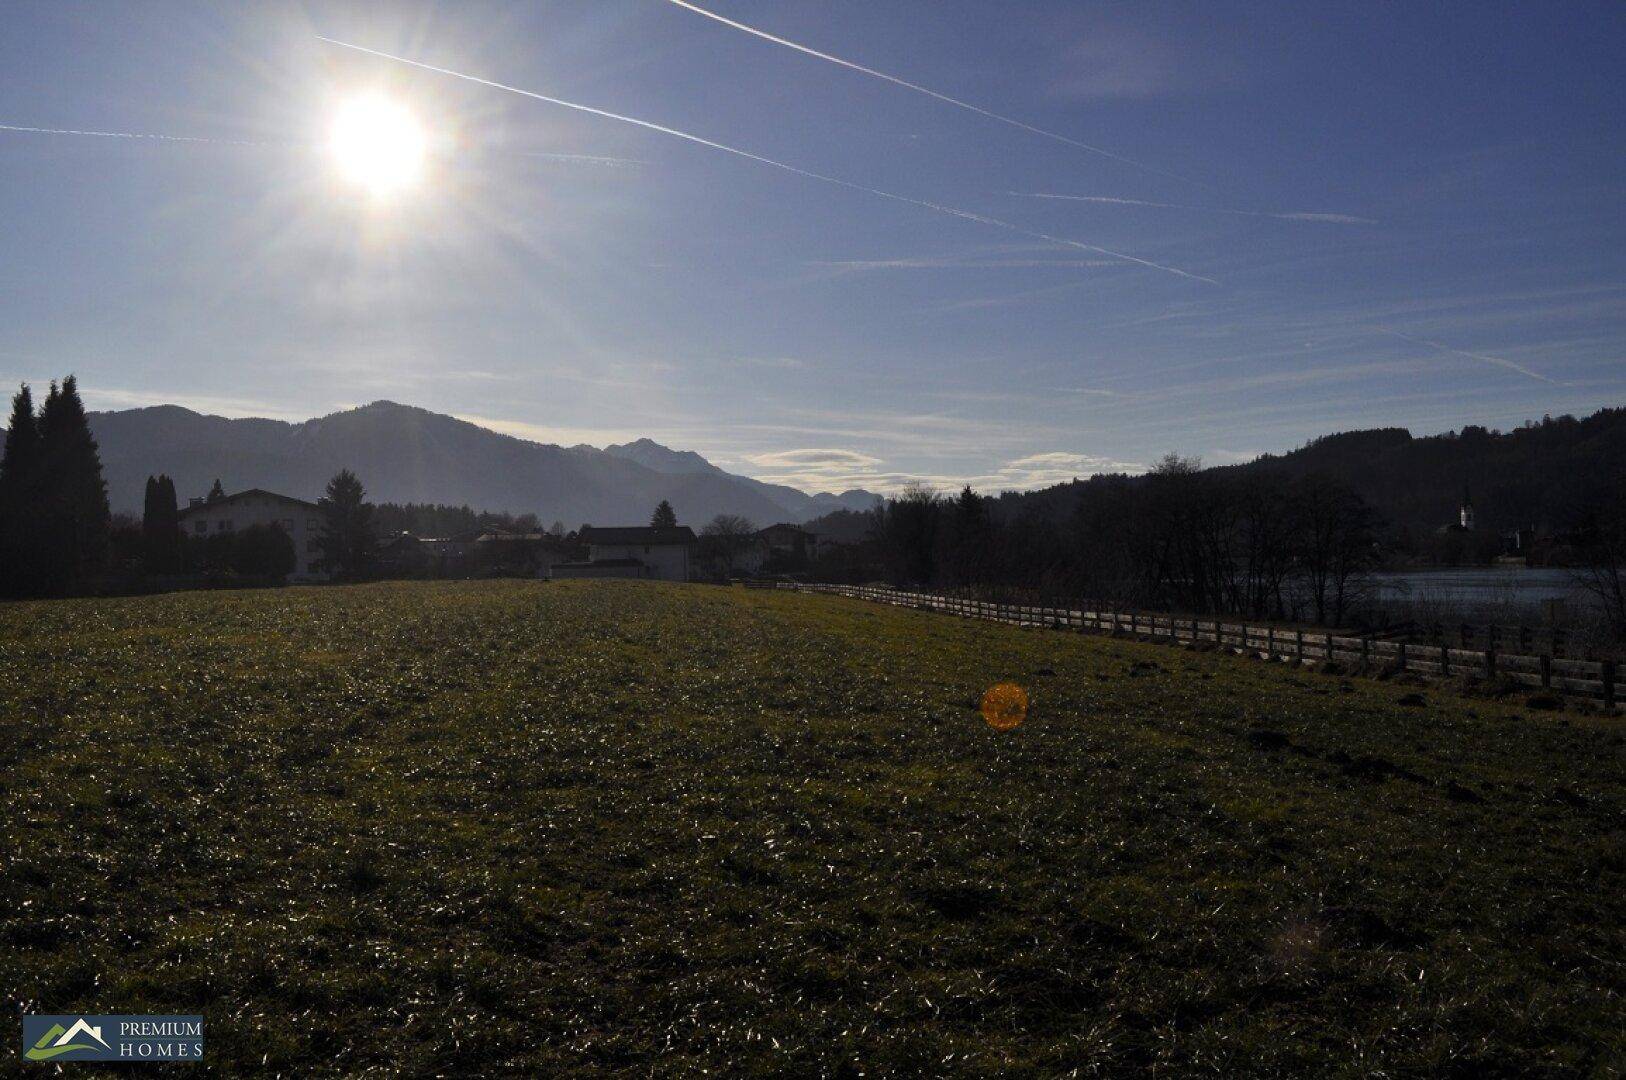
[37,376,110,592]
[143,473,182,573]
[948,485,991,586]
[0,384,42,597]
[315,469,376,580]
[0,384,39,494]
[207,478,226,502]
[651,500,678,529]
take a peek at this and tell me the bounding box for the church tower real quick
[1459,483,1475,531]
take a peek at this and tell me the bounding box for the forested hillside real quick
[982,407,1626,537]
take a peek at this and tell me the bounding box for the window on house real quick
[218,520,233,532]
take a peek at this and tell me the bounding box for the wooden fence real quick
[775,583,1619,708]
[1411,621,1588,661]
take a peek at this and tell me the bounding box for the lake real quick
[1369,568,1586,607]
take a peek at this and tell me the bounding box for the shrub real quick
[231,523,297,582]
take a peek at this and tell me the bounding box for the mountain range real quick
[80,401,880,527]
[43,398,1624,537]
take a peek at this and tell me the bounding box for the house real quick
[1501,526,1536,559]
[372,531,581,579]
[547,557,652,580]
[725,523,821,576]
[375,532,438,577]
[473,531,580,578]
[375,535,479,578]
[419,536,478,575]
[551,526,697,582]
[757,523,818,562]
[177,488,327,580]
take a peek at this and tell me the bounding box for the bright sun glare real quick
[329,95,426,196]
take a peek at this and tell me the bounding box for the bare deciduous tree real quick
[1569,477,1626,640]
[701,514,756,575]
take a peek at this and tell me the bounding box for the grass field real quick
[2,580,1622,1076]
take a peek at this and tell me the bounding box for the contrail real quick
[0,122,273,147]
[1376,327,1556,384]
[521,151,649,168]
[1010,191,1374,225]
[3,121,642,168]
[315,37,1216,284]
[662,0,1198,187]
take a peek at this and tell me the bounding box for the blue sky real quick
[1,1,1622,494]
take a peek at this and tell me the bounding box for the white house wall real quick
[181,496,328,580]
[588,543,692,582]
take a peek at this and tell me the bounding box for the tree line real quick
[822,458,1384,625]
[814,453,1626,638]
[962,408,1626,567]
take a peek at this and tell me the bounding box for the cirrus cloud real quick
[745,447,1142,496]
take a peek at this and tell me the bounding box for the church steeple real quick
[1460,482,1475,531]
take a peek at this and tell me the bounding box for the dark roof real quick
[758,523,811,536]
[580,526,697,546]
[377,534,421,549]
[178,488,320,517]
[554,557,646,568]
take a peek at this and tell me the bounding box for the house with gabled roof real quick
[177,487,328,581]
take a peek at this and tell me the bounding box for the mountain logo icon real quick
[24,1017,111,1061]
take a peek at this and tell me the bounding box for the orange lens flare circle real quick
[980,682,1029,731]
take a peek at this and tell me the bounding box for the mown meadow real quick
[1,580,1622,1076]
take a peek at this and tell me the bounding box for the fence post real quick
[1603,660,1617,709]
[1485,645,1496,680]
[1540,652,1552,689]
[1441,643,1450,678]
[1266,625,1274,660]
[1397,640,1407,674]
[1361,634,1370,667]
[1296,629,1305,663]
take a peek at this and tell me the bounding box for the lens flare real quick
[980,683,1028,731]
[329,94,426,196]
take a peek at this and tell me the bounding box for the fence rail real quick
[1410,621,1589,660]
[774,583,1619,707]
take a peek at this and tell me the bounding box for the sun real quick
[329,94,427,196]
